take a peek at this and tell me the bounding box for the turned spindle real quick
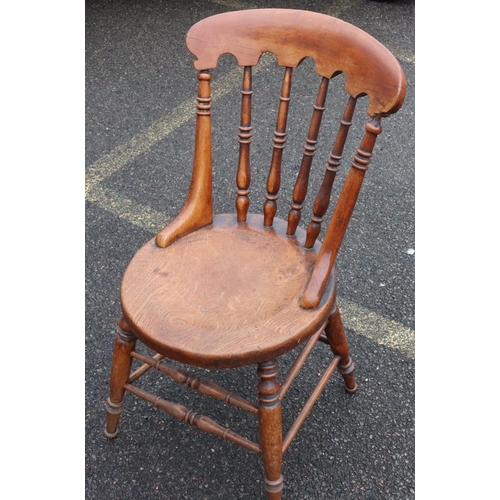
[236,66,253,222]
[104,317,136,438]
[264,67,293,227]
[287,77,329,236]
[257,360,283,499]
[305,96,357,248]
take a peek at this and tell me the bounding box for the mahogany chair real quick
[104,9,406,499]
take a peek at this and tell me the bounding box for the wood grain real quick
[186,9,406,116]
[121,214,336,369]
[155,71,213,248]
[236,66,253,222]
[264,67,293,227]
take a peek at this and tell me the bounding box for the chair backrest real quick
[156,9,406,310]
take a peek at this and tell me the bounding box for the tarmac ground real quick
[86,1,415,498]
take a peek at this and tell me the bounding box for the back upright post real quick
[301,116,383,309]
[155,71,213,248]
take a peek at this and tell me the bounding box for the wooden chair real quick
[104,9,406,499]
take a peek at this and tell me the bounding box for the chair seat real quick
[121,214,337,369]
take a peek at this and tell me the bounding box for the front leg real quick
[257,360,284,500]
[104,316,137,438]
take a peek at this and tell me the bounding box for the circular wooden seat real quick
[121,214,337,368]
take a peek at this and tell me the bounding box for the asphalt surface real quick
[85,0,415,498]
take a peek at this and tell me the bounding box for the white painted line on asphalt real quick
[337,298,414,359]
[86,181,167,232]
[87,65,251,196]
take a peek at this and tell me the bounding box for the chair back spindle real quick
[263,67,293,227]
[304,95,357,248]
[286,76,329,236]
[236,66,253,222]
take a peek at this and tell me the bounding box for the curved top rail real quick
[185,9,406,116]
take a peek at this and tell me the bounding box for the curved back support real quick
[156,9,407,309]
[186,9,406,116]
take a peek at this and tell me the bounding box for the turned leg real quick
[257,360,284,500]
[104,316,137,438]
[325,304,358,393]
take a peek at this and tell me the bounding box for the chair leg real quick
[325,304,358,393]
[257,360,284,500]
[104,316,137,438]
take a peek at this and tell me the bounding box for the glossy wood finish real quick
[155,71,213,248]
[122,214,336,369]
[186,9,406,115]
[287,77,329,236]
[325,304,358,393]
[105,8,406,499]
[264,67,293,226]
[236,66,253,222]
[104,317,136,438]
[301,116,382,309]
[125,382,261,453]
[258,360,284,499]
[305,95,357,248]
[131,350,259,414]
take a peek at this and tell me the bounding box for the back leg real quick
[104,316,137,438]
[325,303,358,393]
